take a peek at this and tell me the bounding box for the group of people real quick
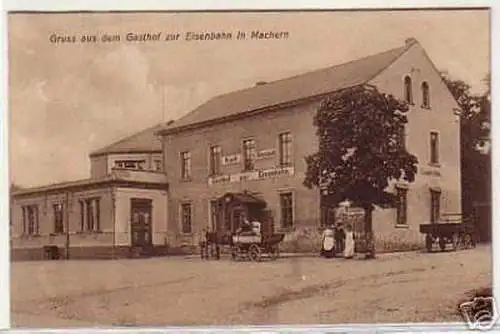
[239,218,261,236]
[321,223,355,259]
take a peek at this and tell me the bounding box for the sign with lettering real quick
[208,166,294,185]
[256,148,276,160]
[222,154,241,166]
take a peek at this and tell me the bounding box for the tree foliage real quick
[303,85,419,212]
[441,72,490,153]
[440,72,491,224]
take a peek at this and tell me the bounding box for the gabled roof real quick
[158,40,414,136]
[90,123,166,157]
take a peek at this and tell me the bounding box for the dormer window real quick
[404,76,413,104]
[421,81,430,108]
[114,160,146,170]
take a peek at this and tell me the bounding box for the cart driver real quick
[239,218,252,234]
[251,220,262,236]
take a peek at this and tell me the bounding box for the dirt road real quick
[11,245,492,327]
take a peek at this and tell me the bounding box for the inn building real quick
[10,38,462,259]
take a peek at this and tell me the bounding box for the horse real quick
[200,229,233,260]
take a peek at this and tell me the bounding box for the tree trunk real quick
[363,205,375,259]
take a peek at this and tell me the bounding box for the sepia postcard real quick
[6,5,494,331]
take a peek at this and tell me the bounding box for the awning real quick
[218,192,266,206]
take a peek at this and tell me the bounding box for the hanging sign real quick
[222,154,241,166]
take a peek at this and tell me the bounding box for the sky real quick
[8,9,490,188]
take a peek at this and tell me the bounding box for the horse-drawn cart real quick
[419,214,476,252]
[199,191,286,262]
[231,232,285,261]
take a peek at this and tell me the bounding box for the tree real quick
[304,85,419,258]
[441,72,491,241]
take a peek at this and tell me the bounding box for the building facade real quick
[11,125,171,260]
[157,38,462,251]
[10,38,462,259]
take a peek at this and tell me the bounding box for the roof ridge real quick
[271,45,407,85]
[90,121,166,156]
[203,44,406,102]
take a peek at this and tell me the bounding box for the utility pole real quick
[161,84,166,123]
[65,191,70,260]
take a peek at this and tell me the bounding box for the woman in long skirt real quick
[320,224,335,258]
[343,224,355,259]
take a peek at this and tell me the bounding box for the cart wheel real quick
[425,235,433,252]
[452,233,459,251]
[439,237,446,251]
[248,244,261,262]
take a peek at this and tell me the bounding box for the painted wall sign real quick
[255,148,276,160]
[222,154,241,166]
[208,166,294,185]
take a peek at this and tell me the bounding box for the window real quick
[53,203,65,234]
[209,200,218,231]
[114,160,146,170]
[430,189,441,224]
[79,200,84,231]
[181,203,192,234]
[209,146,222,175]
[180,151,191,180]
[279,132,293,166]
[242,139,256,171]
[430,132,439,164]
[22,205,39,236]
[404,76,413,104]
[279,192,294,228]
[396,187,408,226]
[421,81,430,108]
[80,198,101,232]
[320,206,336,228]
[154,160,162,171]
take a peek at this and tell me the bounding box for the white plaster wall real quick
[368,41,462,242]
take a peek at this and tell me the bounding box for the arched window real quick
[421,81,430,108]
[404,76,413,104]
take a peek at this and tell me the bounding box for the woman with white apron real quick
[320,225,335,258]
[343,224,355,259]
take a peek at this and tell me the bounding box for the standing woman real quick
[320,224,335,258]
[343,224,355,259]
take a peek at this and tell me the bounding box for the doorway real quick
[130,198,153,248]
[231,206,247,232]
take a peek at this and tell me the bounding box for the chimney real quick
[255,81,267,86]
[405,37,417,47]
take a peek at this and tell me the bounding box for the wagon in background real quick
[419,213,477,252]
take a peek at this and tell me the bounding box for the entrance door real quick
[130,198,153,247]
[231,207,246,232]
